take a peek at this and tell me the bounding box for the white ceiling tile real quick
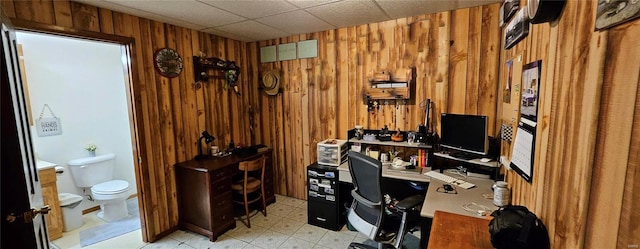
[215,20,290,41]
[286,0,340,9]
[200,28,255,42]
[257,10,335,35]
[199,0,298,19]
[376,0,459,19]
[105,0,246,27]
[73,0,501,42]
[76,0,207,30]
[306,0,390,28]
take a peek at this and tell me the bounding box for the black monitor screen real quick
[440,113,488,156]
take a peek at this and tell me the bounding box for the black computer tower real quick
[307,163,353,231]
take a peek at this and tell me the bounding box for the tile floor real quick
[52,194,412,249]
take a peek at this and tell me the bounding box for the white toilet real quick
[67,153,130,222]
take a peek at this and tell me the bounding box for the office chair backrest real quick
[347,151,384,240]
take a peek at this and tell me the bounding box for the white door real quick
[1,14,49,249]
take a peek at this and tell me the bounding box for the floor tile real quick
[249,230,288,249]
[288,207,308,223]
[167,229,200,243]
[183,235,215,249]
[228,224,267,243]
[317,230,358,249]
[269,218,305,235]
[291,224,327,244]
[250,213,281,228]
[277,196,307,208]
[85,229,146,249]
[267,202,296,217]
[277,236,315,249]
[140,237,183,249]
[48,194,400,249]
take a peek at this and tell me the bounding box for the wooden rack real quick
[365,68,414,100]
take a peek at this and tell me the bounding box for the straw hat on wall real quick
[262,69,280,96]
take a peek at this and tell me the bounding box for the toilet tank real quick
[67,153,116,187]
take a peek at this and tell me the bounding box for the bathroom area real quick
[16,31,143,248]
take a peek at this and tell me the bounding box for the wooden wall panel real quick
[12,1,638,247]
[501,0,640,248]
[586,19,640,249]
[251,4,501,198]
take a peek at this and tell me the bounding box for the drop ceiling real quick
[75,0,501,42]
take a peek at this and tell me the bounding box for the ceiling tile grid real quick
[73,0,501,42]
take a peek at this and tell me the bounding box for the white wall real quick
[17,31,137,211]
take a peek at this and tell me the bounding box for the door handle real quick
[6,205,51,223]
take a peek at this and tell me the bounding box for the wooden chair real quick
[231,155,267,228]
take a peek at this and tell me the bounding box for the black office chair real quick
[347,151,425,249]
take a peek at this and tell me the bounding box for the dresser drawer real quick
[211,191,232,210]
[210,178,231,194]
[210,167,230,182]
[212,205,234,226]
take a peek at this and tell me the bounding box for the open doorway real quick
[16,31,145,248]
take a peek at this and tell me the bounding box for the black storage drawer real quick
[307,163,353,231]
[308,199,342,231]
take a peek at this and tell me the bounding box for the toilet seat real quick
[91,180,129,195]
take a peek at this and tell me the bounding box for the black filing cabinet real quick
[307,163,353,231]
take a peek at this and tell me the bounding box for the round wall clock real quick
[527,0,566,24]
[154,48,183,78]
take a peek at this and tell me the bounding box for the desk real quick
[337,162,496,218]
[338,163,497,248]
[174,149,274,241]
[427,210,493,249]
[336,161,429,183]
[421,175,496,218]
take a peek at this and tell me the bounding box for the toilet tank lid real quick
[68,153,115,166]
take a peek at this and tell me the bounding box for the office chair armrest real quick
[351,190,382,208]
[396,195,424,212]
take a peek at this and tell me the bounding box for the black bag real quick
[488,205,550,249]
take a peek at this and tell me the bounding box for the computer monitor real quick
[440,113,488,159]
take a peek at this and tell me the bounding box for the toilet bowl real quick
[91,180,130,222]
[67,153,131,222]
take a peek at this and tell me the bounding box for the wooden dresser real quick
[174,149,275,241]
[38,167,63,240]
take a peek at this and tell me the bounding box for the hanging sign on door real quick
[36,104,62,137]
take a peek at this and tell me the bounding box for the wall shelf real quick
[365,68,414,100]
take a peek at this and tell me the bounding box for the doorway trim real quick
[11,18,150,242]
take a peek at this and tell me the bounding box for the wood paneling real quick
[6,0,637,247]
[249,4,502,199]
[501,0,640,248]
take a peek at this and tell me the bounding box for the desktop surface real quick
[421,173,496,218]
[427,210,493,249]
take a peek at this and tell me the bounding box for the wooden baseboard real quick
[82,206,101,215]
[82,193,139,214]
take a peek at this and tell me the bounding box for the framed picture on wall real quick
[520,60,542,123]
[504,7,530,49]
[503,60,513,104]
[595,0,640,30]
[501,0,520,26]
